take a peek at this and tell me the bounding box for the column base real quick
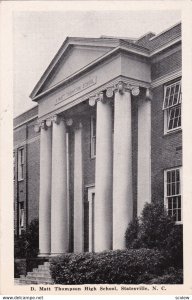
[38,253,50,258]
[49,253,67,257]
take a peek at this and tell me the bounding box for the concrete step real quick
[27,271,51,277]
[27,274,52,281]
[27,276,53,283]
[16,260,53,285]
[19,277,53,285]
[26,276,53,283]
[38,265,50,271]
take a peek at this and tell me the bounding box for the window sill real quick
[163,128,182,137]
[175,221,183,225]
[18,178,24,182]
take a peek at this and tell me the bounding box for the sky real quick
[13,10,181,117]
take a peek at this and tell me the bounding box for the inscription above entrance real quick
[55,76,97,105]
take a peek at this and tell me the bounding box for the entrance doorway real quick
[88,187,95,252]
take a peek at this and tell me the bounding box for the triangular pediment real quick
[31,37,120,98]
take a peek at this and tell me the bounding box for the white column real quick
[39,121,52,256]
[94,93,113,252]
[74,123,84,252]
[113,82,133,250]
[51,116,69,254]
[137,90,151,216]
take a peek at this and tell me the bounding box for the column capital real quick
[106,86,114,98]
[106,81,140,98]
[52,114,72,125]
[145,88,153,101]
[34,123,41,133]
[89,92,104,106]
[66,118,73,126]
[115,81,140,96]
[46,119,52,127]
[41,120,47,130]
[52,115,60,124]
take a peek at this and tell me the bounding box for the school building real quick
[14,22,182,256]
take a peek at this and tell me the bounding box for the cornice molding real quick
[37,76,150,122]
[14,115,38,130]
[150,37,181,56]
[151,69,181,88]
[31,35,180,102]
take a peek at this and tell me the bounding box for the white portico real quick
[31,37,152,256]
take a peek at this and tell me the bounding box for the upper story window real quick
[18,148,24,181]
[164,167,182,224]
[91,116,96,158]
[163,80,182,133]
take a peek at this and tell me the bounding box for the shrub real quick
[147,268,183,284]
[125,202,183,269]
[50,248,167,284]
[25,218,39,258]
[14,218,39,259]
[14,233,27,258]
[14,259,27,278]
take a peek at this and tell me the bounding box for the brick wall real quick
[151,84,182,204]
[152,49,181,80]
[27,120,40,224]
[14,108,39,236]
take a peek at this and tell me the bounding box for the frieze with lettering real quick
[55,76,97,105]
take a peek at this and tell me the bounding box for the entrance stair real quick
[16,261,53,285]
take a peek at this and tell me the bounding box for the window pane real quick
[176,182,180,194]
[173,198,177,209]
[175,83,180,93]
[172,170,176,183]
[167,183,171,196]
[168,118,173,130]
[167,171,171,183]
[178,115,181,127]
[178,209,181,221]
[165,86,171,98]
[176,169,180,181]
[173,209,177,221]
[173,117,178,129]
[175,107,180,117]
[170,85,175,96]
[169,95,174,107]
[172,183,176,195]
[168,198,172,209]
[178,196,181,208]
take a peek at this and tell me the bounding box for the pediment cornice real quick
[30,34,181,101]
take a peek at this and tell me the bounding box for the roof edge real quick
[149,21,181,41]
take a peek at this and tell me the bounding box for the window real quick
[164,168,182,223]
[18,148,24,181]
[91,116,96,158]
[19,202,25,235]
[163,80,182,133]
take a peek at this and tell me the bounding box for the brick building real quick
[14,22,182,256]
